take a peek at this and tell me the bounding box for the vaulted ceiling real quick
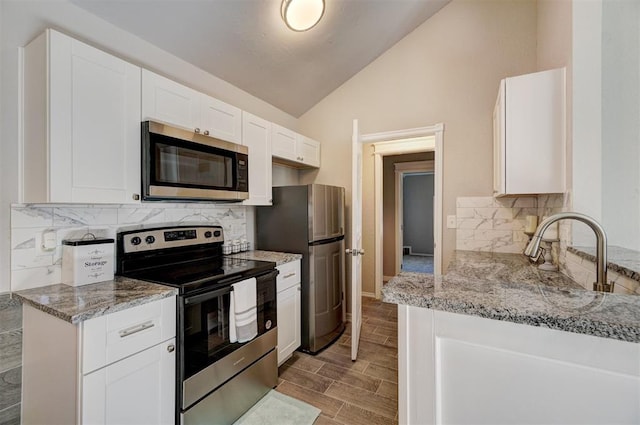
[71,0,450,117]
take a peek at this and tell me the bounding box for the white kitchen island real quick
[383,252,640,425]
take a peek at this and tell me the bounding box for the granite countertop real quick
[13,277,177,324]
[569,245,640,282]
[382,250,640,344]
[226,250,302,266]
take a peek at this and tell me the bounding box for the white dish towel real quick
[229,277,258,343]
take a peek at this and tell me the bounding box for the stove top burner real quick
[116,225,277,296]
[127,257,276,295]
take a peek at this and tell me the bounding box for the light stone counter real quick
[13,277,177,324]
[226,250,302,266]
[382,250,640,343]
[569,245,640,282]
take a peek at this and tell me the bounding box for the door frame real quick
[394,161,434,276]
[363,124,444,299]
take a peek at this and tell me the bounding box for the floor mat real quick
[233,389,321,425]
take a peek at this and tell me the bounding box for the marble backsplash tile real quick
[456,194,567,254]
[10,203,249,291]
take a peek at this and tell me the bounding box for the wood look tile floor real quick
[276,297,398,425]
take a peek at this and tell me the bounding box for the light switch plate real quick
[447,215,457,229]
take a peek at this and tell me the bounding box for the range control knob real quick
[204,231,212,238]
[131,236,142,246]
[145,235,156,244]
[214,230,222,237]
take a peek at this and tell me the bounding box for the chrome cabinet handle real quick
[283,272,296,279]
[204,130,210,136]
[194,128,201,134]
[119,321,154,338]
[132,193,140,201]
[167,344,175,353]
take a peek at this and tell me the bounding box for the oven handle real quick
[184,285,233,305]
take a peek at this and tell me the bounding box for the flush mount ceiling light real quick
[281,0,325,32]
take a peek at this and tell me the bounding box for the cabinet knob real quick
[132,193,140,201]
[194,128,201,134]
[204,130,210,136]
[167,344,175,353]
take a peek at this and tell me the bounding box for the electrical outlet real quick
[447,215,457,229]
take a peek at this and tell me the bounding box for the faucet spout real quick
[524,212,611,292]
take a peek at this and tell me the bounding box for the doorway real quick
[395,160,434,275]
[357,124,443,299]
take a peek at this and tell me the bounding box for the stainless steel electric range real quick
[116,224,278,425]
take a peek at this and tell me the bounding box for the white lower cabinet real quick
[398,305,640,425]
[82,339,175,425]
[22,296,176,425]
[276,260,301,365]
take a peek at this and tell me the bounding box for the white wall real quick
[572,1,602,248]
[297,0,538,271]
[600,0,640,251]
[0,0,299,293]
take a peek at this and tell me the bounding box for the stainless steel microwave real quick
[141,121,249,202]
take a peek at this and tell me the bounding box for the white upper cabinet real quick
[297,135,321,168]
[271,123,321,169]
[242,112,272,206]
[142,70,241,144]
[272,123,298,162]
[141,69,200,131]
[493,67,565,196]
[200,95,242,144]
[23,29,142,204]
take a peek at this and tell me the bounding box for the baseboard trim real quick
[362,291,376,298]
[383,275,395,282]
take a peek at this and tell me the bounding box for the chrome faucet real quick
[524,212,612,292]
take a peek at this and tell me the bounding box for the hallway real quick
[402,254,434,274]
[276,297,398,424]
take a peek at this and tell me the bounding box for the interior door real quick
[350,119,364,361]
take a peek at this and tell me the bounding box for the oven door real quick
[178,270,278,411]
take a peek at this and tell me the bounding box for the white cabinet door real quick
[271,124,298,162]
[26,29,141,204]
[277,283,301,366]
[141,69,200,131]
[242,112,272,205]
[200,95,242,143]
[82,338,176,425]
[296,135,320,168]
[493,80,506,195]
[494,67,565,196]
[399,306,640,425]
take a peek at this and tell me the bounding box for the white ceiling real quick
[71,0,450,117]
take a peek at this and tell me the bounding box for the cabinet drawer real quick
[82,296,176,374]
[277,260,301,293]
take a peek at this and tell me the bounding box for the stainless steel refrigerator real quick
[257,184,345,353]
